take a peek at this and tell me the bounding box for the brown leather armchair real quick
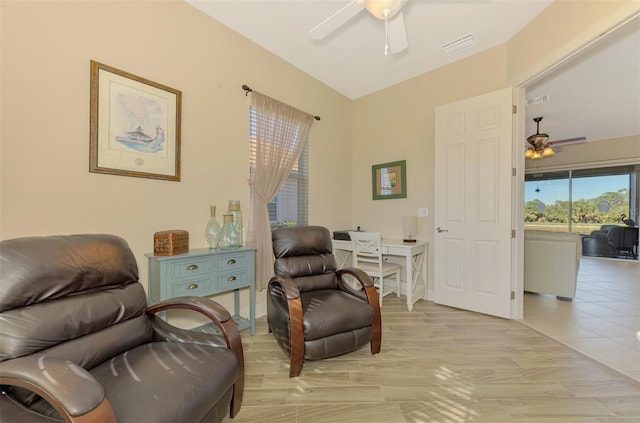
[0,234,244,423]
[267,226,381,377]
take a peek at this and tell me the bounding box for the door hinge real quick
[512,105,517,114]
[512,167,516,177]
[511,229,516,238]
[511,291,515,300]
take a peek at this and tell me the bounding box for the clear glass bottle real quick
[218,214,240,249]
[227,200,243,247]
[204,205,221,249]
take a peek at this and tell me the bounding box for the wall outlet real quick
[418,208,428,217]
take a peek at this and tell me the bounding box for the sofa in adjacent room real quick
[524,230,582,301]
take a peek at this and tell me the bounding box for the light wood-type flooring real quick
[224,289,640,422]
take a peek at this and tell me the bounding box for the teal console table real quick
[145,247,256,335]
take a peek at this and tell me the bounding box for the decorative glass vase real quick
[227,200,243,247]
[204,205,221,249]
[218,214,240,249]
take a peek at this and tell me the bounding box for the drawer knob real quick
[227,259,236,265]
[187,264,198,271]
[187,283,198,290]
[227,276,236,282]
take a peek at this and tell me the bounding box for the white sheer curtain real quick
[247,91,315,290]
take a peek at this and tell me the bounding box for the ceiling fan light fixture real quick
[525,116,555,160]
[365,0,405,20]
[527,133,549,146]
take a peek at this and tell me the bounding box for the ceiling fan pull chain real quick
[384,9,390,55]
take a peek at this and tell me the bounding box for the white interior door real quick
[434,88,514,318]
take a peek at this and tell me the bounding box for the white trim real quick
[511,87,527,320]
[519,12,640,88]
[509,5,640,88]
[513,7,640,321]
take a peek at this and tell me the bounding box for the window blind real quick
[249,107,309,227]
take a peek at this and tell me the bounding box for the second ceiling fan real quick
[309,0,409,55]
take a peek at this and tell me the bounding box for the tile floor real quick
[521,256,640,382]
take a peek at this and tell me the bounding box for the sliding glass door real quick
[525,165,638,234]
[524,171,570,232]
[525,164,639,260]
[571,170,633,234]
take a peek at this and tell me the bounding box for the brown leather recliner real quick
[267,226,381,377]
[0,234,244,423]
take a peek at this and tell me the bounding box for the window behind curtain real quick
[249,107,309,229]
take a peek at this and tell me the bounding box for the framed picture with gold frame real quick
[89,60,181,181]
[372,160,406,200]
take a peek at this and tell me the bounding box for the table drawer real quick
[145,247,256,336]
[171,277,214,297]
[215,253,250,272]
[169,257,213,280]
[215,270,249,290]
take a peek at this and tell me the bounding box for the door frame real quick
[510,9,640,320]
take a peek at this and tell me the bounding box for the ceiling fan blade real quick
[550,136,587,145]
[387,11,408,54]
[309,0,365,40]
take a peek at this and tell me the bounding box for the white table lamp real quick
[402,215,417,243]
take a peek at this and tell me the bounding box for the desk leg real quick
[406,248,427,312]
[405,255,414,311]
[421,247,428,301]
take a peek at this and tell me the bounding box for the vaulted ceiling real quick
[186,1,640,146]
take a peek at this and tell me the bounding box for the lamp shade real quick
[402,215,417,243]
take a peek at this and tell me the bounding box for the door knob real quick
[436,227,448,233]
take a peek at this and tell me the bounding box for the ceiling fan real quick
[308,0,409,55]
[525,116,586,160]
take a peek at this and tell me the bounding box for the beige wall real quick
[2,0,638,316]
[507,0,639,87]
[351,0,639,296]
[513,1,640,172]
[0,0,353,316]
[351,45,508,297]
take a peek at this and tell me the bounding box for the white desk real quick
[333,239,428,311]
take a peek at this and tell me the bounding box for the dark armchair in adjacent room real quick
[606,225,639,259]
[583,224,639,259]
[0,234,244,423]
[267,226,381,377]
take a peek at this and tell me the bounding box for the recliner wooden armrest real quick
[146,296,244,418]
[337,267,381,354]
[0,356,117,423]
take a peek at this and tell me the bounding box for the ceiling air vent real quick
[526,95,551,106]
[440,34,475,56]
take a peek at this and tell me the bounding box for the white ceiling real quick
[525,18,640,145]
[186,0,640,146]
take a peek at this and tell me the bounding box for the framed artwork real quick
[372,160,407,200]
[89,60,181,181]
